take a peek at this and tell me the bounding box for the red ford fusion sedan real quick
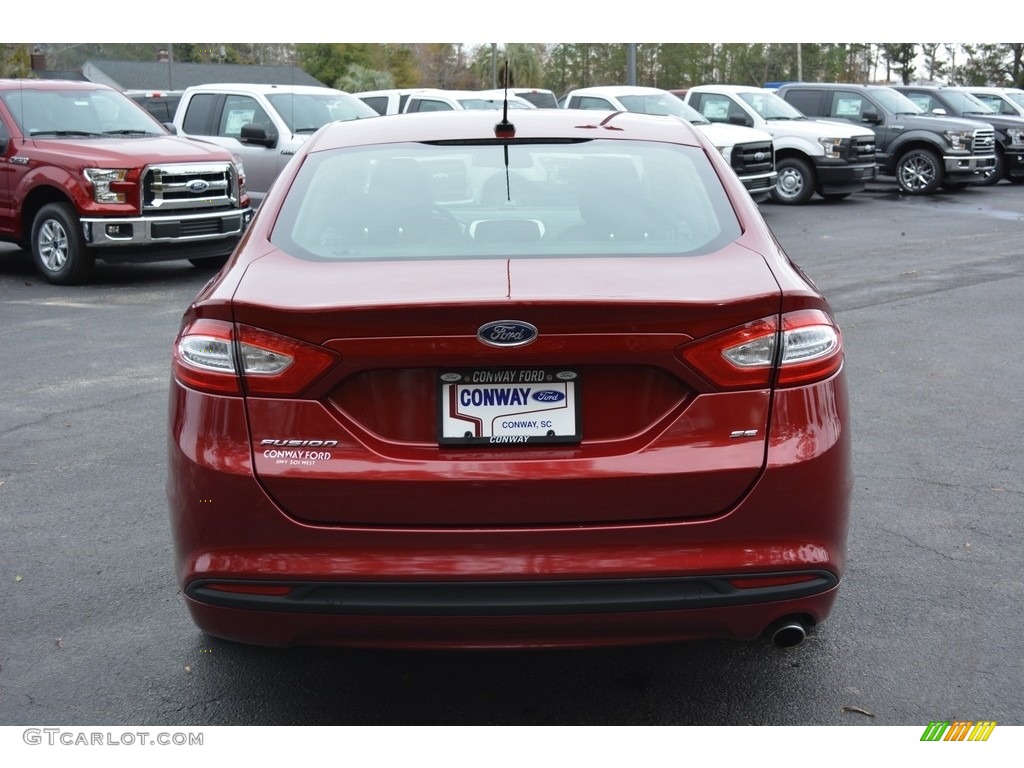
[167,106,851,649]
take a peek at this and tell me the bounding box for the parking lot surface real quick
[1,180,1022,725]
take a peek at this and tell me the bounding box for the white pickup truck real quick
[679,84,877,204]
[172,83,377,207]
[354,88,536,115]
[561,86,778,203]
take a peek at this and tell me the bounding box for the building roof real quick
[32,70,89,81]
[81,59,326,91]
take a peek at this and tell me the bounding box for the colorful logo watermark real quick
[921,721,997,742]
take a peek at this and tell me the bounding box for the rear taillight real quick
[680,309,842,390]
[775,310,843,386]
[173,319,337,396]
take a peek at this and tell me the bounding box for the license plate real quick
[438,368,581,446]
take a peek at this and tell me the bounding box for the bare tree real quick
[918,43,947,82]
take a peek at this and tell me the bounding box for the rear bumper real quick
[187,571,838,616]
[167,371,852,648]
[184,586,840,649]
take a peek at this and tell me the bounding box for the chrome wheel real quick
[896,149,941,195]
[37,217,70,272]
[31,203,93,285]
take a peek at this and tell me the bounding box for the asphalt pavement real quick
[1,179,1022,726]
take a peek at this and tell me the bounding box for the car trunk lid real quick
[235,247,781,526]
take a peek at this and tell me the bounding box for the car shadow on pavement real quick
[167,631,836,726]
[0,246,220,288]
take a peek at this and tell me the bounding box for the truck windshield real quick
[266,93,376,133]
[2,88,165,137]
[617,94,709,124]
[866,87,924,115]
[739,90,805,120]
[943,91,995,114]
[1004,90,1024,109]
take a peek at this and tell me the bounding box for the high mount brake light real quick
[680,309,842,390]
[173,319,337,396]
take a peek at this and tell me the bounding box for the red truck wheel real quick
[31,203,95,285]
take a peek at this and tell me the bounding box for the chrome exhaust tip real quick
[770,621,808,649]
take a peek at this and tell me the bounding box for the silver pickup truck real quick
[172,83,377,207]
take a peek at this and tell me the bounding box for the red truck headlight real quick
[83,168,129,203]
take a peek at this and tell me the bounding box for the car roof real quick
[569,85,673,97]
[183,83,350,96]
[953,85,1024,94]
[355,88,437,98]
[476,87,555,97]
[689,84,765,93]
[304,108,705,151]
[0,78,111,92]
[778,82,882,90]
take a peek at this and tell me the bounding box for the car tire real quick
[895,148,942,195]
[31,203,94,285]
[771,157,815,205]
[976,149,1004,187]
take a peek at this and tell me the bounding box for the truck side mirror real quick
[240,122,278,148]
[728,114,753,128]
[162,122,178,135]
[861,111,883,125]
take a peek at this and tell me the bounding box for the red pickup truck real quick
[0,79,251,284]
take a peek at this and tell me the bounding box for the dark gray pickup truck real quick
[893,85,1024,185]
[777,83,996,195]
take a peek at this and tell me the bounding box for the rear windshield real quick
[270,139,741,262]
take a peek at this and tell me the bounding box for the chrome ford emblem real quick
[477,320,538,348]
[754,152,767,162]
[186,179,210,194]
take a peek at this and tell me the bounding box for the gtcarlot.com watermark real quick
[23,728,203,747]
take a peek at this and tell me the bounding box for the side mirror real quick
[861,110,883,125]
[162,122,178,134]
[240,122,278,148]
[728,114,753,128]
[930,108,947,116]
